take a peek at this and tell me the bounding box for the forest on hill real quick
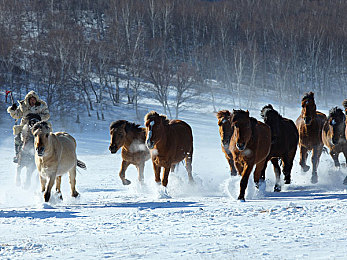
[0,0,346,118]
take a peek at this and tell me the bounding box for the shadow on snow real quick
[0,210,83,219]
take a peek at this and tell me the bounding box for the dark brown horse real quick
[296,92,327,183]
[216,110,237,176]
[229,110,271,201]
[109,120,151,185]
[260,104,299,192]
[322,107,347,168]
[144,111,193,187]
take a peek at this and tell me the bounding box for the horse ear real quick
[246,110,249,116]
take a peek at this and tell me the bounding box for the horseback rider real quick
[7,90,50,163]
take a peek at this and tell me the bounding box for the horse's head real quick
[109,120,129,154]
[32,121,52,157]
[261,104,281,143]
[216,110,233,152]
[144,111,168,149]
[25,113,42,127]
[301,92,316,125]
[327,107,346,145]
[231,110,252,151]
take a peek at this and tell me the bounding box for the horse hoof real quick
[311,175,318,184]
[237,195,245,201]
[343,176,347,185]
[302,165,310,172]
[71,191,79,198]
[274,185,281,192]
[44,192,51,202]
[284,179,291,185]
[122,179,131,185]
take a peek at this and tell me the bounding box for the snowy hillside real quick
[1,94,347,259]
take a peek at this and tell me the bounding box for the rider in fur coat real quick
[7,90,50,162]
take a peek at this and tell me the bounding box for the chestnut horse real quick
[109,120,150,185]
[260,104,299,192]
[32,122,86,202]
[144,111,193,187]
[229,110,271,201]
[216,110,237,176]
[296,92,327,183]
[322,107,347,168]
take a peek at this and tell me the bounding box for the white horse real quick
[32,121,86,202]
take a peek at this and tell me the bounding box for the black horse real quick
[15,113,41,187]
[260,105,299,191]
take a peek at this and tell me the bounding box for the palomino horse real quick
[296,92,327,183]
[344,99,347,141]
[322,107,347,168]
[109,120,150,185]
[229,110,271,201]
[16,113,41,187]
[260,104,299,191]
[144,111,193,187]
[216,110,237,176]
[32,122,86,202]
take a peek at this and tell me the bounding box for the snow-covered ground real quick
[1,96,347,259]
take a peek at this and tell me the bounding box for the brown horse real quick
[260,104,299,192]
[216,110,237,176]
[296,92,327,183]
[109,120,150,185]
[144,111,193,187]
[229,110,271,201]
[322,107,347,168]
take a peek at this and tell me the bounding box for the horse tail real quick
[77,159,87,170]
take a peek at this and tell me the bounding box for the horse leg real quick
[119,160,131,185]
[344,149,347,185]
[299,146,310,172]
[270,158,281,192]
[228,157,237,176]
[68,166,79,198]
[136,162,145,184]
[162,166,173,187]
[311,145,323,184]
[44,176,55,202]
[259,157,269,183]
[15,164,22,186]
[253,159,267,189]
[185,151,194,184]
[56,176,63,200]
[153,162,161,184]
[283,149,296,185]
[329,150,340,168]
[238,163,253,201]
[40,175,46,192]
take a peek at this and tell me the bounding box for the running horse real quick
[15,113,41,188]
[344,99,347,141]
[296,92,327,183]
[144,111,194,187]
[229,110,271,201]
[260,105,299,191]
[216,110,237,176]
[109,120,150,185]
[322,107,347,168]
[32,122,86,202]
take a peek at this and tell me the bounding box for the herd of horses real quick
[15,92,347,202]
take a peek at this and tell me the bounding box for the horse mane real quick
[144,111,170,125]
[328,107,345,121]
[216,110,231,119]
[32,121,51,132]
[302,92,315,102]
[110,120,142,133]
[260,104,282,120]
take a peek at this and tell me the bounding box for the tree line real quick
[0,0,346,119]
